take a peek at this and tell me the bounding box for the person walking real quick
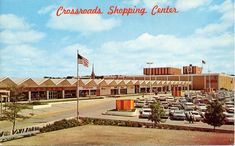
[186,112,191,123]
[189,112,194,124]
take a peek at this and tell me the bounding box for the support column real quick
[62,90,65,99]
[46,91,49,100]
[88,90,91,96]
[28,91,31,102]
[7,91,10,102]
[118,87,120,95]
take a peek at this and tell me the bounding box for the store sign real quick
[0,127,40,141]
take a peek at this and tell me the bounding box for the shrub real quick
[40,119,83,133]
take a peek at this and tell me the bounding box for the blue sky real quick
[0,0,234,77]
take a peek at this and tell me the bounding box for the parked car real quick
[224,112,235,124]
[184,107,194,115]
[160,101,169,109]
[139,108,151,118]
[135,100,147,108]
[169,106,179,116]
[197,103,207,112]
[226,107,234,113]
[170,110,186,120]
[146,99,156,105]
[183,102,195,109]
[161,109,169,119]
[225,101,234,106]
[158,96,167,101]
[166,96,174,102]
[191,111,202,121]
[169,102,183,109]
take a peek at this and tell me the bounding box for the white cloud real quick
[38,5,57,15]
[0,30,45,44]
[102,33,233,55]
[195,0,233,36]
[1,44,44,59]
[0,14,45,44]
[0,14,30,30]
[99,31,233,74]
[0,44,47,77]
[0,42,95,77]
[175,0,211,11]
[62,43,93,58]
[47,13,121,33]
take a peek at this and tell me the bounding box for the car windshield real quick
[170,107,178,110]
[143,110,151,112]
[186,103,193,105]
[174,111,183,114]
[226,114,234,117]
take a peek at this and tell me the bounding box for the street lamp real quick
[147,62,153,95]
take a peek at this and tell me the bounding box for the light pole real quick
[187,64,192,97]
[208,66,211,90]
[147,62,153,95]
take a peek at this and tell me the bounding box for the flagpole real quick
[76,50,79,120]
[202,61,205,90]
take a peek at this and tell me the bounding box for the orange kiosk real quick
[116,99,134,111]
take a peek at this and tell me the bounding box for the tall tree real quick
[204,100,225,130]
[148,101,166,126]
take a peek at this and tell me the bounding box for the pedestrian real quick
[189,112,194,124]
[192,113,195,124]
[186,113,190,123]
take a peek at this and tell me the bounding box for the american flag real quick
[77,53,89,67]
[202,60,206,64]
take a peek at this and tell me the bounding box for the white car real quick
[191,111,202,121]
[224,112,234,124]
[197,103,207,112]
[139,108,151,118]
[170,110,186,120]
[169,106,179,116]
[183,102,195,109]
[227,107,234,113]
[166,96,175,102]
[135,100,146,108]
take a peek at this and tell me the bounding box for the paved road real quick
[0,95,234,131]
[0,97,117,131]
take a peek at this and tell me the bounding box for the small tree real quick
[148,101,165,126]
[204,100,225,130]
[3,86,30,133]
[3,102,29,132]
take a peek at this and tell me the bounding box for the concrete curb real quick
[103,109,139,117]
[79,117,234,133]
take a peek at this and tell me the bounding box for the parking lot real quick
[136,90,234,128]
[0,91,234,132]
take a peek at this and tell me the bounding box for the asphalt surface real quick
[0,95,234,131]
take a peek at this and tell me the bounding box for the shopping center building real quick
[0,77,190,101]
[0,65,233,101]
